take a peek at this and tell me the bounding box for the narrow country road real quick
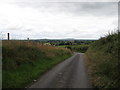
[28,53,92,88]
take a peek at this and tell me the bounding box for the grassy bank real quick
[57,45,89,53]
[85,31,119,88]
[2,40,72,88]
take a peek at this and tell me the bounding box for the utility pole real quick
[8,33,10,40]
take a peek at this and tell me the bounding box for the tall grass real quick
[85,31,119,88]
[2,40,72,88]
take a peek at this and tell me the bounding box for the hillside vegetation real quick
[57,45,90,53]
[2,40,72,88]
[85,31,119,88]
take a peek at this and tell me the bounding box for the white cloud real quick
[0,1,118,39]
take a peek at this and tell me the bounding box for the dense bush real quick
[86,31,119,88]
[65,45,89,53]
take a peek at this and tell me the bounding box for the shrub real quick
[85,31,119,88]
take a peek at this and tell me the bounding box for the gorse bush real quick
[2,40,72,88]
[86,30,119,88]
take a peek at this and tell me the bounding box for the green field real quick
[2,40,72,88]
[85,31,119,88]
[57,45,90,53]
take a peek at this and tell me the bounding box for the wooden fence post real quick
[8,33,10,40]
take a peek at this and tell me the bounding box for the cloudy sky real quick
[0,0,118,40]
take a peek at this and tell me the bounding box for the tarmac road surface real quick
[29,53,92,88]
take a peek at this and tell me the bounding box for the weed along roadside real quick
[2,40,72,88]
[85,31,119,88]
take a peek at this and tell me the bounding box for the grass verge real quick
[2,40,72,88]
[85,31,119,88]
